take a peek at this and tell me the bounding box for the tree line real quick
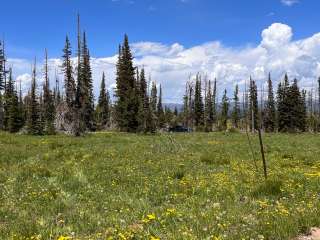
[0,16,319,135]
[181,73,320,133]
[0,17,172,136]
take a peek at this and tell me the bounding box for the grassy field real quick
[0,131,320,240]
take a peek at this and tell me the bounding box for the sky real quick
[1,0,320,103]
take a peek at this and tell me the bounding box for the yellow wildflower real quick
[57,236,72,240]
[150,236,160,240]
[147,213,156,220]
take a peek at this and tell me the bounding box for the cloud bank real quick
[8,22,320,103]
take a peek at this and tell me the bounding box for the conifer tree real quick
[277,74,290,132]
[26,62,42,135]
[183,84,189,127]
[144,82,157,133]
[145,103,157,133]
[17,80,25,129]
[8,89,20,133]
[115,35,139,132]
[232,84,240,128]
[183,80,195,129]
[150,81,157,114]
[289,79,306,132]
[4,69,20,133]
[54,73,61,106]
[194,74,204,129]
[220,89,229,130]
[62,36,76,108]
[204,80,214,131]
[61,36,85,136]
[157,84,165,128]
[212,78,217,126]
[96,72,110,129]
[301,89,308,131]
[264,73,276,132]
[0,41,5,91]
[139,68,148,130]
[42,49,55,134]
[3,68,15,130]
[77,32,95,131]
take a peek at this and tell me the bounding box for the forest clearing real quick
[1,131,319,240]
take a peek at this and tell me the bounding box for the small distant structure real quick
[168,124,192,133]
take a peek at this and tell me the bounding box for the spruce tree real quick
[232,84,240,128]
[157,84,165,128]
[277,74,290,132]
[3,68,14,130]
[17,80,25,129]
[0,41,5,91]
[115,35,139,132]
[96,72,110,130]
[220,89,229,130]
[26,62,42,135]
[183,83,189,127]
[289,79,306,132]
[42,49,55,134]
[61,36,84,136]
[212,78,217,127]
[194,74,204,129]
[150,81,157,114]
[77,32,95,131]
[145,82,157,133]
[301,89,308,132]
[204,80,214,131]
[8,89,20,133]
[264,73,276,132]
[54,73,61,107]
[62,36,76,108]
[139,68,148,130]
[4,69,20,133]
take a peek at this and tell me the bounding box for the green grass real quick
[0,131,320,240]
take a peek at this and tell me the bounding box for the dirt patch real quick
[294,228,320,240]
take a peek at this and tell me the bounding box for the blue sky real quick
[2,0,320,103]
[0,0,317,59]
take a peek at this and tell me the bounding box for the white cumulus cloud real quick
[9,22,320,103]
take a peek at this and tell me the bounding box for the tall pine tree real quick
[62,36,76,109]
[42,49,55,134]
[220,89,229,130]
[26,62,42,135]
[204,80,214,131]
[264,73,276,132]
[194,74,204,129]
[5,69,20,133]
[96,72,110,130]
[115,35,140,132]
[232,84,240,128]
[157,84,165,128]
[277,74,290,132]
[76,32,95,131]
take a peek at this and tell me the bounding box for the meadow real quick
[0,131,319,240]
